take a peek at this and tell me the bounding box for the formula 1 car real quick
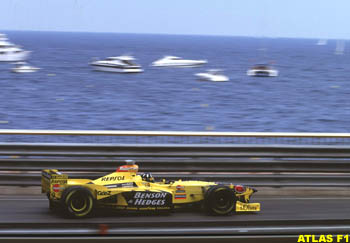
[42,160,260,218]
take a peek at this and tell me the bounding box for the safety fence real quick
[1,129,350,145]
[0,218,350,242]
[0,142,349,187]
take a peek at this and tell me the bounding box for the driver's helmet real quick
[141,172,154,182]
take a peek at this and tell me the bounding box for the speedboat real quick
[247,64,278,77]
[152,56,207,67]
[90,55,143,73]
[0,33,31,62]
[316,39,327,46]
[11,62,40,73]
[195,69,229,82]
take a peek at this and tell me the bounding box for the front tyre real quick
[204,185,236,216]
[61,186,94,218]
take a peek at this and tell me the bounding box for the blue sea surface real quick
[0,31,349,132]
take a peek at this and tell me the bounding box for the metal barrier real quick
[0,142,349,187]
[1,219,349,236]
[1,129,350,145]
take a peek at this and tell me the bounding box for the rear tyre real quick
[61,186,94,218]
[204,185,236,216]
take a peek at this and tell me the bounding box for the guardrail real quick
[0,219,350,242]
[0,142,349,187]
[0,236,302,243]
[1,129,350,145]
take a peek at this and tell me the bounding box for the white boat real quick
[0,33,30,62]
[316,39,328,46]
[195,69,229,82]
[152,56,207,67]
[335,40,345,55]
[11,62,40,73]
[90,55,143,73]
[247,64,278,77]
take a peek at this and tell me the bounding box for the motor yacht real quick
[152,56,207,67]
[316,39,328,46]
[0,33,30,62]
[247,64,278,77]
[11,62,40,73]
[90,55,143,73]
[195,69,229,82]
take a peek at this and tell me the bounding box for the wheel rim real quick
[70,192,88,212]
[214,189,231,209]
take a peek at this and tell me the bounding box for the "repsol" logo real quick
[101,176,125,182]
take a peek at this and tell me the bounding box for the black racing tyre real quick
[204,185,236,216]
[61,186,94,218]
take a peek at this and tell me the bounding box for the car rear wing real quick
[41,169,68,195]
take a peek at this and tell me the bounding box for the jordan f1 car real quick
[42,160,260,218]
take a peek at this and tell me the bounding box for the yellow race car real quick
[41,160,260,218]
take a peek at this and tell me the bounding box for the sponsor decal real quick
[50,179,67,184]
[134,192,167,199]
[51,174,67,179]
[101,176,125,182]
[97,191,111,196]
[174,193,187,199]
[175,185,186,193]
[52,184,64,193]
[126,206,171,211]
[43,171,67,180]
[123,191,172,207]
[121,182,134,188]
[176,190,185,193]
[129,199,166,206]
[105,182,136,189]
[236,201,260,212]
